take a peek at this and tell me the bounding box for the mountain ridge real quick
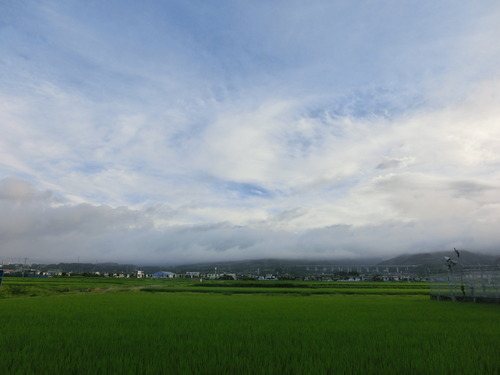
[16,250,499,275]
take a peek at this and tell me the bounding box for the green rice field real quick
[0,278,498,374]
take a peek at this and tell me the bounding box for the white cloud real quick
[1,1,500,263]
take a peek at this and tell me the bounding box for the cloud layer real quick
[1,1,500,264]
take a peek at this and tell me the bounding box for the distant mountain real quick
[170,257,384,274]
[33,262,142,274]
[22,251,499,276]
[378,250,499,274]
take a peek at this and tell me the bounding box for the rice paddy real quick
[0,278,498,374]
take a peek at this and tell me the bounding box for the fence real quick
[430,266,500,303]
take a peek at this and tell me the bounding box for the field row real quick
[1,291,499,374]
[0,277,429,298]
[141,286,429,295]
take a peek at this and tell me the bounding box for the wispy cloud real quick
[1,1,499,264]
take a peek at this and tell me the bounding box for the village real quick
[0,261,426,282]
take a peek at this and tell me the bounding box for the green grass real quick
[142,286,429,295]
[143,280,430,295]
[0,276,159,298]
[0,287,498,374]
[0,278,430,298]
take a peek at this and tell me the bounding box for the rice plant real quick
[0,291,498,374]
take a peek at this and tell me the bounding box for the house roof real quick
[152,271,175,276]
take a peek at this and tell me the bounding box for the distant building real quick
[136,270,145,278]
[47,269,63,276]
[151,271,176,279]
[220,273,237,280]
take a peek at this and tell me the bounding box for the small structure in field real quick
[430,249,500,303]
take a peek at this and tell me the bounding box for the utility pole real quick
[444,256,456,301]
[23,257,28,277]
[455,248,465,298]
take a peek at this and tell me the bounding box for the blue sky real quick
[1,1,500,264]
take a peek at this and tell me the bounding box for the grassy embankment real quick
[0,278,498,374]
[0,277,430,298]
[0,276,155,298]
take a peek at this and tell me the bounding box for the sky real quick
[1,1,500,265]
